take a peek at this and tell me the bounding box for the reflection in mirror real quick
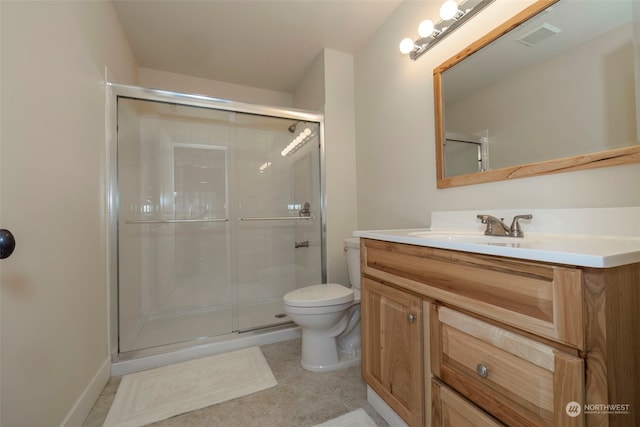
[434,0,640,188]
[443,131,489,176]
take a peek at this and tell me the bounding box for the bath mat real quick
[102,346,277,427]
[314,409,379,427]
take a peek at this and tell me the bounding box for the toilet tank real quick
[344,238,361,289]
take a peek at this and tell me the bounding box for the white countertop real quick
[353,228,640,268]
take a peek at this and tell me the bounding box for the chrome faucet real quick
[476,214,533,238]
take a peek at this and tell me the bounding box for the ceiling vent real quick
[516,23,562,47]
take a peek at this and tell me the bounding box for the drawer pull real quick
[407,313,416,324]
[476,363,489,378]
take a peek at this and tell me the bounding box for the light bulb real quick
[440,0,459,20]
[418,20,435,38]
[399,38,415,54]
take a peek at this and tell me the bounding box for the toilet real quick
[283,237,361,372]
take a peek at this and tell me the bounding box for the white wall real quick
[293,53,325,112]
[0,1,138,426]
[354,0,640,230]
[139,67,294,107]
[322,49,358,285]
[293,49,358,285]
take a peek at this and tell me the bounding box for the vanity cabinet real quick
[360,238,639,427]
[361,276,424,427]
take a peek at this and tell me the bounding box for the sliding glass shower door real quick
[233,114,322,331]
[116,94,322,354]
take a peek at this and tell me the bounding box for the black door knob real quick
[0,229,16,259]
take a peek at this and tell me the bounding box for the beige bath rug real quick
[102,346,277,427]
[314,409,379,427]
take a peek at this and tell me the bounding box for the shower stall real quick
[108,84,325,363]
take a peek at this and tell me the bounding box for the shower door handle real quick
[238,216,314,221]
[125,218,229,224]
[0,229,16,259]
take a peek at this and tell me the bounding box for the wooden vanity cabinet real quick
[360,238,640,427]
[361,277,424,427]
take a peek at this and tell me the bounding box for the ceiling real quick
[112,0,403,93]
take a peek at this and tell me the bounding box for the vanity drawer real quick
[362,239,584,349]
[431,378,504,427]
[431,306,584,427]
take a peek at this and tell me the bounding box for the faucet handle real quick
[510,214,533,237]
[476,214,494,223]
[477,214,505,224]
[477,214,508,235]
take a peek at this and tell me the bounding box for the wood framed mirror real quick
[434,0,640,188]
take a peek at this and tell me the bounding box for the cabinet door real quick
[361,277,423,427]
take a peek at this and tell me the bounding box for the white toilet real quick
[283,237,361,372]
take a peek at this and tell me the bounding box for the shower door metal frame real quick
[106,83,326,361]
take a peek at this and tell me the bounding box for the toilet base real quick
[297,305,361,372]
[301,347,361,372]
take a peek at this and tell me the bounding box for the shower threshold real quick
[120,299,291,353]
[112,323,300,376]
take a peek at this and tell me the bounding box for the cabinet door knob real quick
[0,229,16,259]
[407,313,415,323]
[476,363,489,378]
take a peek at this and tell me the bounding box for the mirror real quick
[434,0,640,188]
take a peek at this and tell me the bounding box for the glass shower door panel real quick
[117,98,233,353]
[233,115,322,331]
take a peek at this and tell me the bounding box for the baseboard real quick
[61,357,111,427]
[367,386,409,427]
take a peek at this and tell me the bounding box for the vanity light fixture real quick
[399,0,495,60]
[440,0,465,20]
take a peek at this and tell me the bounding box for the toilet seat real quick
[283,283,354,307]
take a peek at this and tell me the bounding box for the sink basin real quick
[407,231,532,245]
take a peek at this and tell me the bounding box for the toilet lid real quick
[284,283,354,307]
